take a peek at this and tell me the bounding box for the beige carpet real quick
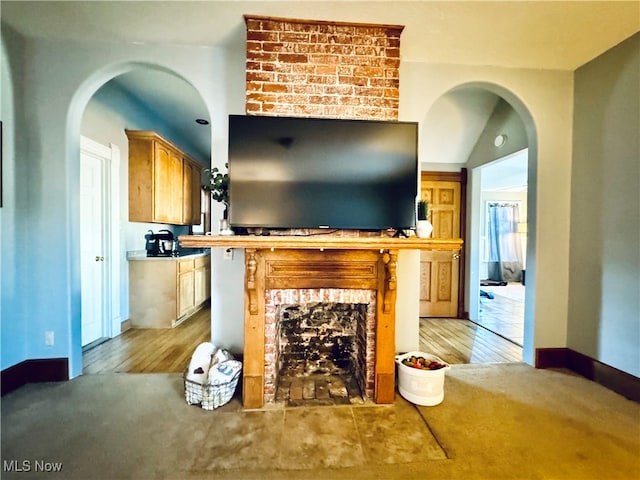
[1,363,638,479]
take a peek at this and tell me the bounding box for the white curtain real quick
[487,203,524,282]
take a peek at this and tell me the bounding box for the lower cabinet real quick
[194,255,211,307]
[129,254,211,328]
[178,258,196,318]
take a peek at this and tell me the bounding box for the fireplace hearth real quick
[276,373,364,407]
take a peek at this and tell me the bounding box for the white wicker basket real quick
[184,362,241,410]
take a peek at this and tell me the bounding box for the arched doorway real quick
[420,82,537,365]
[66,62,213,375]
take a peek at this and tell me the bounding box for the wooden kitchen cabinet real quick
[178,258,196,317]
[129,254,211,328]
[182,159,202,225]
[126,130,202,225]
[194,255,211,306]
[154,141,184,224]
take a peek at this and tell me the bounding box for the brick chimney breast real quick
[244,15,404,120]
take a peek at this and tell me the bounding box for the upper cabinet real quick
[126,130,202,225]
[182,159,202,226]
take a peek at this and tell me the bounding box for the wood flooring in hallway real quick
[82,307,522,374]
[82,306,210,374]
[419,317,523,364]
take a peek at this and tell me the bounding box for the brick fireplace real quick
[241,246,399,408]
[179,235,464,410]
[239,16,405,408]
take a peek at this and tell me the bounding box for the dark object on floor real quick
[521,269,526,286]
[480,290,494,299]
[480,280,508,287]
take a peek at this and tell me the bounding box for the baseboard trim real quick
[121,318,132,333]
[1,358,69,397]
[535,347,569,369]
[536,348,639,402]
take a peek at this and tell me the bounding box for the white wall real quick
[1,27,30,369]
[1,27,595,376]
[207,42,247,354]
[569,33,639,376]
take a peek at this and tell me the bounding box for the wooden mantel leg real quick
[382,250,398,314]
[246,249,258,314]
[243,249,265,409]
[375,249,398,404]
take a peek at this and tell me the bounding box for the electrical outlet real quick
[223,248,233,260]
[45,331,54,346]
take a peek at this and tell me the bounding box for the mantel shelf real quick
[178,234,463,251]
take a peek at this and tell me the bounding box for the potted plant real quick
[204,163,233,235]
[416,199,433,238]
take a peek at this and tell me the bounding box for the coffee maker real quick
[145,230,176,257]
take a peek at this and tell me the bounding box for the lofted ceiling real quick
[106,70,212,162]
[422,89,500,169]
[3,1,638,186]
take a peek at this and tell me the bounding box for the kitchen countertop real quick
[126,249,210,261]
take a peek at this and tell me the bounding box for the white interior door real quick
[80,151,106,346]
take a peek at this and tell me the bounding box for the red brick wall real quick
[244,15,404,120]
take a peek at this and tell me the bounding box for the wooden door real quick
[420,172,464,317]
[420,250,460,317]
[421,180,460,238]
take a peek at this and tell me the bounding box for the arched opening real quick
[66,62,213,377]
[419,82,537,366]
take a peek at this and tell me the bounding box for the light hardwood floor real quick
[478,282,525,346]
[82,307,522,374]
[419,317,522,364]
[83,306,210,374]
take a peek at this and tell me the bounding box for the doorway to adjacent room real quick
[476,149,528,346]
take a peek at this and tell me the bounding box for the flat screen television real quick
[227,115,418,231]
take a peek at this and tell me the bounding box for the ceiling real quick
[106,69,212,162]
[3,1,638,70]
[3,1,638,186]
[481,149,528,192]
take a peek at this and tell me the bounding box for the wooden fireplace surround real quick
[178,235,463,408]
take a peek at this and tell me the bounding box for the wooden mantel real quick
[178,234,463,252]
[178,234,462,408]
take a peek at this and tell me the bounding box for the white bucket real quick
[395,351,450,406]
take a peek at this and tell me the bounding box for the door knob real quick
[452,252,460,260]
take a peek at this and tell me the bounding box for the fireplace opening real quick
[264,288,377,406]
[274,302,369,407]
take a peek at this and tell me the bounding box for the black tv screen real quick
[228,115,418,231]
